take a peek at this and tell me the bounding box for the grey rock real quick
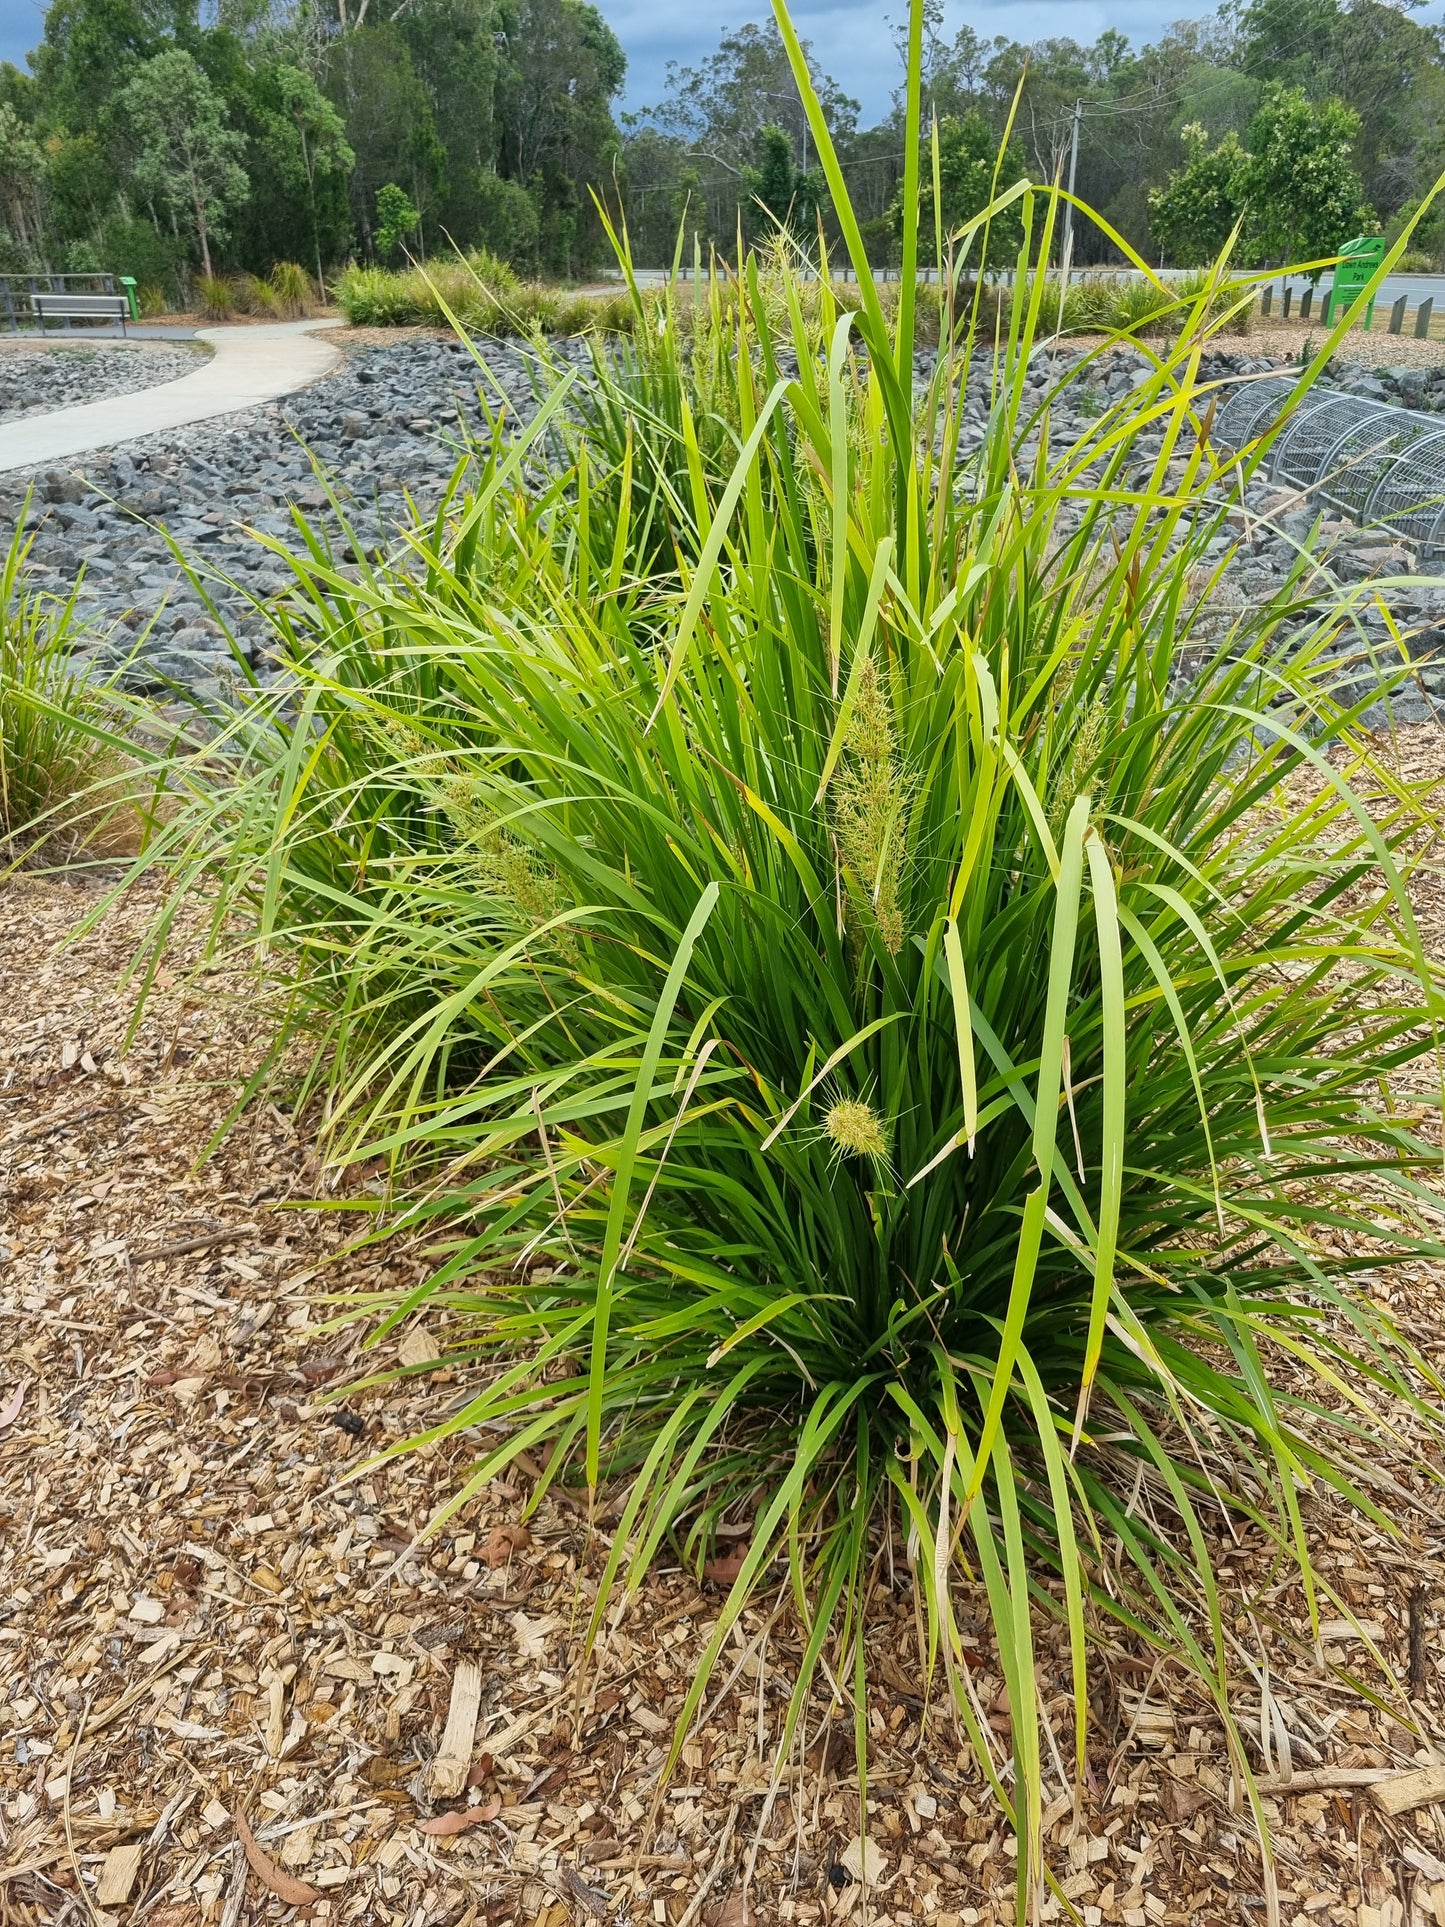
[42,470,86,505]
[0,342,201,426]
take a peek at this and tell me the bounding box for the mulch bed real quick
[8,731,1445,1927]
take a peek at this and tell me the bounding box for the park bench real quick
[31,291,129,334]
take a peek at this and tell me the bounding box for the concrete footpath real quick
[0,320,341,474]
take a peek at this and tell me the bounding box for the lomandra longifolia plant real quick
[126,1,1445,1903]
[0,514,142,859]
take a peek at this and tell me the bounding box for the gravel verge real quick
[0,341,208,425]
[0,335,578,703]
[0,331,1442,722]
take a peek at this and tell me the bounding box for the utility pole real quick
[1057,98,1082,334]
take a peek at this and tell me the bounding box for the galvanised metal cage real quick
[1215,377,1445,556]
[1214,378,1296,454]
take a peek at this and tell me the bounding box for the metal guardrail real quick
[1216,379,1445,557]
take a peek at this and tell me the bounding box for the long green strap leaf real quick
[588,880,720,1487]
[647,383,791,727]
[964,794,1089,1507]
[1075,826,1126,1437]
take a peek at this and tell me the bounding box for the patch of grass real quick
[0,517,141,859]
[331,254,540,333]
[1018,269,1256,337]
[196,274,235,322]
[123,13,1442,1908]
[201,263,320,321]
[268,260,315,318]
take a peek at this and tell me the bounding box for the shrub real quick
[61,240,103,274]
[0,517,136,856]
[331,264,415,327]
[197,274,234,320]
[374,182,420,264]
[99,212,187,308]
[129,8,1440,1904]
[330,259,634,337]
[0,227,37,274]
[1009,270,1254,338]
[463,247,519,296]
[268,261,316,318]
[1172,264,1255,332]
[223,271,265,315]
[471,171,540,273]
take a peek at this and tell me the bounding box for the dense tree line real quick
[622,0,1445,271]
[0,0,626,298]
[2,0,1443,297]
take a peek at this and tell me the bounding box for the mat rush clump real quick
[120,7,1445,1907]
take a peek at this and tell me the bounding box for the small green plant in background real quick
[123,5,1445,1910]
[199,261,318,321]
[327,253,1248,343]
[267,260,315,317]
[0,518,139,859]
[374,182,420,266]
[331,255,627,336]
[196,272,234,320]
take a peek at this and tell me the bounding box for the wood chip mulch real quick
[10,733,1445,1927]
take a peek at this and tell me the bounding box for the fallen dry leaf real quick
[702,1542,749,1584]
[0,1380,27,1429]
[479,1523,531,1567]
[805,1724,856,1778]
[1160,1777,1211,1824]
[234,1809,323,1904]
[297,1356,344,1385]
[417,1799,501,1835]
[839,1835,887,1886]
[707,1896,755,1927]
[397,1326,440,1368]
[877,1654,923,1698]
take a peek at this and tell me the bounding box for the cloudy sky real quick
[613,0,1206,119]
[2,0,1236,123]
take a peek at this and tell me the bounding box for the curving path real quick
[0,320,341,475]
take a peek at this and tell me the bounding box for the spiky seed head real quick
[825,1098,889,1162]
[845,655,895,765]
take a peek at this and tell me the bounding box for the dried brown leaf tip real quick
[479,1521,530,1566]
[705,1895,755,1927]
[417,1798,501,1834]
[234,1808,323,1905]
[702,1541,749,1585]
